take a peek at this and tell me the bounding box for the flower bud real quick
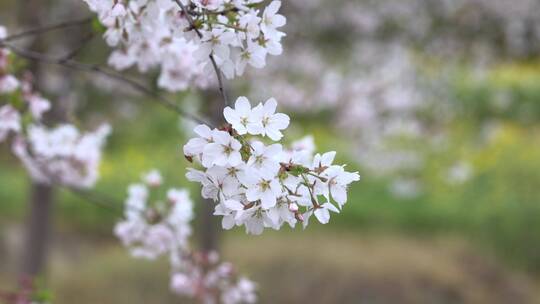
[288,203,299,212]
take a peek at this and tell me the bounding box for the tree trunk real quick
[198,91,226,252]
[21,183,55,276]
[18,0,54,278]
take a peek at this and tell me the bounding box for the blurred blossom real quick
[389,179,422,199]
[242,0,540,197]
[446,161,474,185]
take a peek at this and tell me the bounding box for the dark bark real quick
[18,0,54,278]
[21,183,55,276]
[198,91,227,252]
[199,196,221,252]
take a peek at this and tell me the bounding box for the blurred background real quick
[2,0,540,303]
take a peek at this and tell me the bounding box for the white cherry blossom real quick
[0,105,21,142]
[224,96,263,135]
[241,167,281,209]
[81,0,287,91]
[184,96,360,234]
[313,202,340,224]
[261,1,286,40]
[202,130,242,168]
[116,171,257,303]
[247,141,282,173]
[0,75,20,93]
[256,98,290,141]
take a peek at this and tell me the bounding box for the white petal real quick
[235,96,252,113]
[272,14,286,27]
[271,113,290,130]
[331,185,348,206]
[321,151,336,167]
[314,208,330,224]
[224,199,244,211]
[263,98,278,114]
[260,191,277,209]
[265,128,283,141]
[266,1,281,17]
[322,202,340,213]
[223,107,239,125]
[222,215,235,230]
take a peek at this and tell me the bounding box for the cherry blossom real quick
[13,124,111,188]
[202,130,243,168]
[241,167,282,209]
[261,1,286,40]
[115,170,193,259]
[0,75,19,93]
[0,41,111,189]
[313,202,340,225]
[81,0,287,92]
[223,97,262,135]
[0,105,21,142]
[143,169,163,187]
[184,96,360,235]
[256,98,289,141]
[116,170,257,303]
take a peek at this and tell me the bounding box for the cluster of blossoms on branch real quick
[0,25,110,189]
[115,170,257,304]
[184,97,360,235]
[82,0,286,92]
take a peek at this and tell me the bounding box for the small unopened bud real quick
[207,250,220,264]
[288,203,299,212]
[144,169,162,187]
[219,123,233,134]
[217,262,235,276]
[295,212,304,222]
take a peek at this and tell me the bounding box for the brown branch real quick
[0,41,211,126]
[174,0,230,107]
[1,17,93,42]
[66,186,124,215]
[59,32,95,63]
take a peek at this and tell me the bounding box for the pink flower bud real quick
[288,203,299,212]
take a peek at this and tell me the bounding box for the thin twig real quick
[1,17,93,42]
[59,32,95,63]
[0,41,211,126]
[174,0,230,107]
[66,186,124,215]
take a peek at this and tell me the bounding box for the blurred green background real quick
[2,0,540,303]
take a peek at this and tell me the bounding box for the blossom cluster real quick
[170,251,257,304]
[115,169,194,259]
[115,170,257,303]
[13,124,111,188]
[1,26,50,142]
[82,0,286,92]
[174,254,258,304]
[184,97,360,235]
[0,25,110,189]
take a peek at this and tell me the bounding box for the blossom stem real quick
[174,0,230,107]
[214,22,246,32]
[307,172,328,183]
[301,173,319,208]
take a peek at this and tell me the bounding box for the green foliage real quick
[1,61,540,274]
